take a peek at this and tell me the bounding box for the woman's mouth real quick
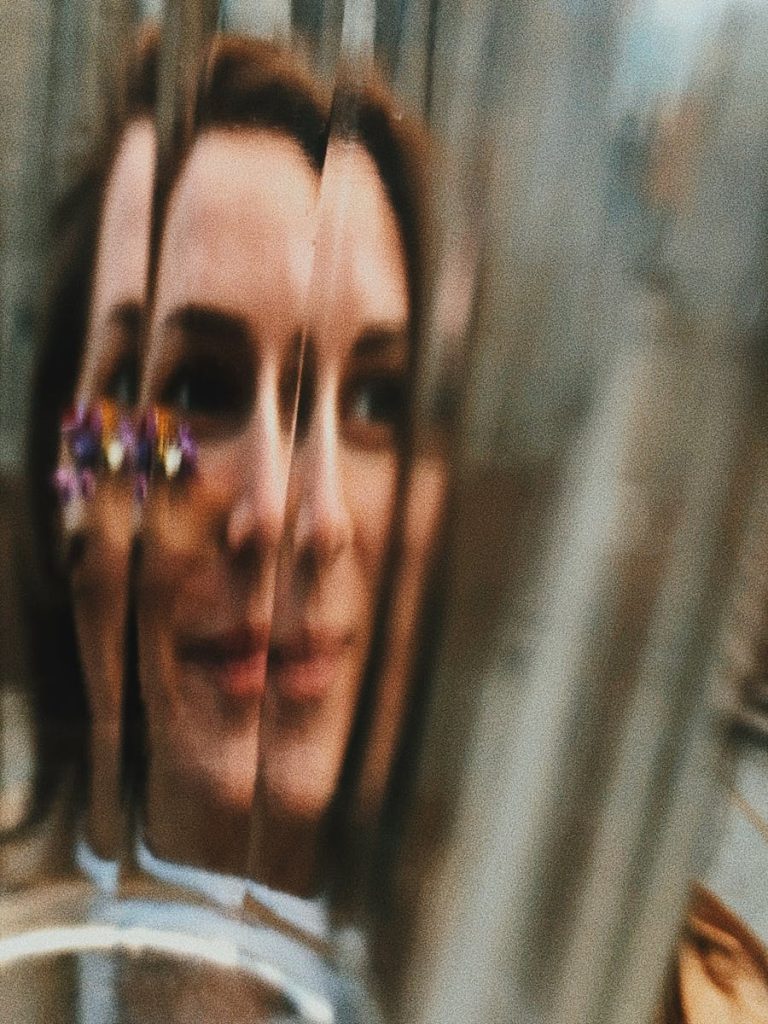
[268,631,355,704]
[177,625,269,703]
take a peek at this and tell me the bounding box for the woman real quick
[25,30,157,875]
[136,34,329,878]
[248,77,441,899]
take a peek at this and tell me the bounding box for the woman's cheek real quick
[67,478,133,691]
[68,478,134,593]
[138,441,233,569]
[140,489,207,589]
[344,446,399,576]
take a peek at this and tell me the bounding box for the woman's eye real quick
[344,374,406,445]
[104,356,138,407]
[159,360,250,429]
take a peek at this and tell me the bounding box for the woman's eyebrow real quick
[95,302,141,388]
[352,326,408,360]
[106,301,142,342]
[162,303,252,349]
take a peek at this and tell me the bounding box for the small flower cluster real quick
[135,406,198,501]
[53,400,198,506]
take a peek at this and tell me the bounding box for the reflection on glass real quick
[136,35,328,879]
[249,76,432,912]
[25,31,157,879]
[358,4,768,1023]
[350,447,447,830]
[6,2,768,1023]
[67,118,155,865]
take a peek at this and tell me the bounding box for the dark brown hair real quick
[328,72,429,353]
[22,27,158,820]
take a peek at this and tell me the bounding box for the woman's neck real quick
[144,763,250,877]
[248,799,321,898]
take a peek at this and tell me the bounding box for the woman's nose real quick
[225,402,289,566]
[293,399,351,571]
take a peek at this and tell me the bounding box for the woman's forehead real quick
[77,121,155,403]
[91,120,156,320]
[150,129,319,336]
[171,128,319,230]
[309,142,409,329]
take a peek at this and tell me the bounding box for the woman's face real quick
[138,129,319,844]
[257,140,410,828]
[66,118,155,728]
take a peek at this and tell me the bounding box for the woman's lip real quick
[177,624,270,702]
[268,631,354,704]
[269,628,356,661]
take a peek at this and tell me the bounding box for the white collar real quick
[136,834,247,909]
[75,834,119,895]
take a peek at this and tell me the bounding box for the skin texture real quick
[138,129,318,875]
[64,118,155,858]
[252,140,410,895]
[139,130,417,891]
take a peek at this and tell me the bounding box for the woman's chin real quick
[195,752,259,824]
[150,727,258,824]
[259,756,337,830]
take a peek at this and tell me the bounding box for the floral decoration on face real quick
[53,400,137,505]
[135,406,198,500]
[52,400,198,506]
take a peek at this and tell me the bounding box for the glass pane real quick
[4,3,768,1023]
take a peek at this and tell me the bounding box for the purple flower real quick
[142,410,158,443]
[79,469,96,500]
[62,405,101,469]
[119,417,138,464]
[135,413,156,476]
[52,466,77,504]
[70,428,100,467]
[178,423,198,476]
